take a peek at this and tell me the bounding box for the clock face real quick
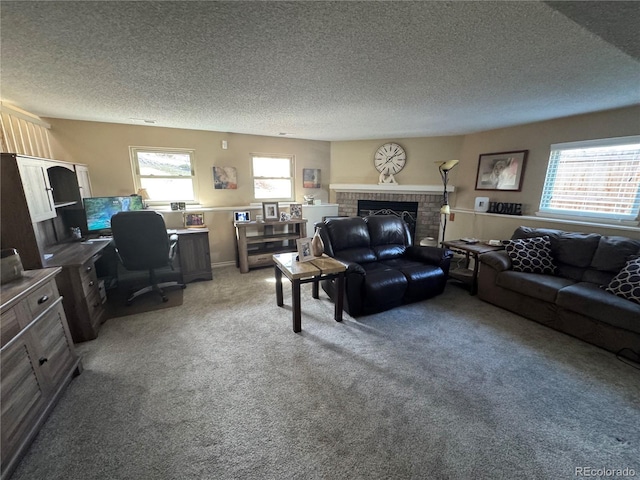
[374,143,407,175]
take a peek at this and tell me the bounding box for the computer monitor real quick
[83,195,144,233]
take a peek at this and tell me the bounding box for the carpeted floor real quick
[10,266,640,480]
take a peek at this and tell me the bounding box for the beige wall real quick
[44,106,640,267]
[330,136,464,191]
[47,119,331,205]
[330,106,640,241]
[46,119,331,265]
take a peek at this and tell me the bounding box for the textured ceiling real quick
[1,1,639,141]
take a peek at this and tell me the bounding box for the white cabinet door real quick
[75,164,93,199]
[16,157,55,222]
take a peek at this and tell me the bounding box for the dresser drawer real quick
[23,280,59,322]
[247,254,274,268]
[79,262,100,298]
[86,289,106,330]
[1,307,21,348]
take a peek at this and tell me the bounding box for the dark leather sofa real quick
[316,215,453,316]
[478,226,640,357]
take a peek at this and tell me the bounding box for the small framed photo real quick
[262,202,280,221]
[475,150,528,191]
[234,211,251,222]
[280,212,291,222]
[184,212,205,228]
[296,237,314,262]
[289,203,302,219]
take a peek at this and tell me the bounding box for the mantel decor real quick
[475,150,528,191]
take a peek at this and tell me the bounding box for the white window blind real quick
[539,136,640,223]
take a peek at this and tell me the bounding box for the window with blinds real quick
[539,136,640,224]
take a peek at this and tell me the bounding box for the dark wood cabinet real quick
[177,228,213,283]
[1,268,81,480]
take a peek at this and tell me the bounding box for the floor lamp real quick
[435,159,459,244]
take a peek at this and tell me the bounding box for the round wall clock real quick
[374,143,406,184]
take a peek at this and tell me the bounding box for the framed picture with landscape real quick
[475,150,528,191]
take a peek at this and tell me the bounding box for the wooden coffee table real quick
[442,240,504,295]
[272,253,347,333]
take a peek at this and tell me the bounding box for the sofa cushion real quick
[496,270,575,303]
[360,263,408,313]
[335,248,377,265]
[505,236,556,274]
[325,217,371,252]
[512,226,601,272]
[604,257,640,305]
[591,236,640,273]
[365,215,408,246]
[379,258,446,300]
[557,282,640,334]
[553,231,601,268]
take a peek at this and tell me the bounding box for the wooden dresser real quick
[0,268,82,480]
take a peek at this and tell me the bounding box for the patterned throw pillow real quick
[505,236,556,274]
[604,257,640,305]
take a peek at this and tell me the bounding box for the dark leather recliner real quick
[316,215,453,316]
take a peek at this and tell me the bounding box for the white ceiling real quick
[1,1,638,141]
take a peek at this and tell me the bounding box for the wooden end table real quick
[272,253,347,333]
[442,240,504,295]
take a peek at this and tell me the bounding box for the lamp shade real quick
[436,159,459,172]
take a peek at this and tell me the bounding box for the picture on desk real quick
[183,212,206,228]
[234,211,251,222]
[296,237,315,262]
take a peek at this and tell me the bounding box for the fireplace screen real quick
[357,200,419,240]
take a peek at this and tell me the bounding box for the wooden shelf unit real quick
[235,219,307,273]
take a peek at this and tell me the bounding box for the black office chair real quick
[111,211,185,305]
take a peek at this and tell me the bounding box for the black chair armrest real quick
[168,234,179,268]
[479,250,511,272]
[406,245,453,266]
[334,258,366,276]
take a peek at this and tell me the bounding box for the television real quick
[83,195,144,233]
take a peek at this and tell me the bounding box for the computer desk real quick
[41,228,212,342]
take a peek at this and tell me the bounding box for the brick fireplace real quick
[331,185,446,243]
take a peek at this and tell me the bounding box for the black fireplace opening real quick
[357,200,419,240]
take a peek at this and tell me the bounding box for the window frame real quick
[251,153,295,201]
[538,136,640,226]
[130,146,198,205]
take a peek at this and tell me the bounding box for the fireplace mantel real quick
[329,183,453,194]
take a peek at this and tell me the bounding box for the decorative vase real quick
[311,230,324,257]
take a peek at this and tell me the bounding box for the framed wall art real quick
[303,168,321,188]
[475,150,528,191]
[213,166,238,189]
[262,202,280,221]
